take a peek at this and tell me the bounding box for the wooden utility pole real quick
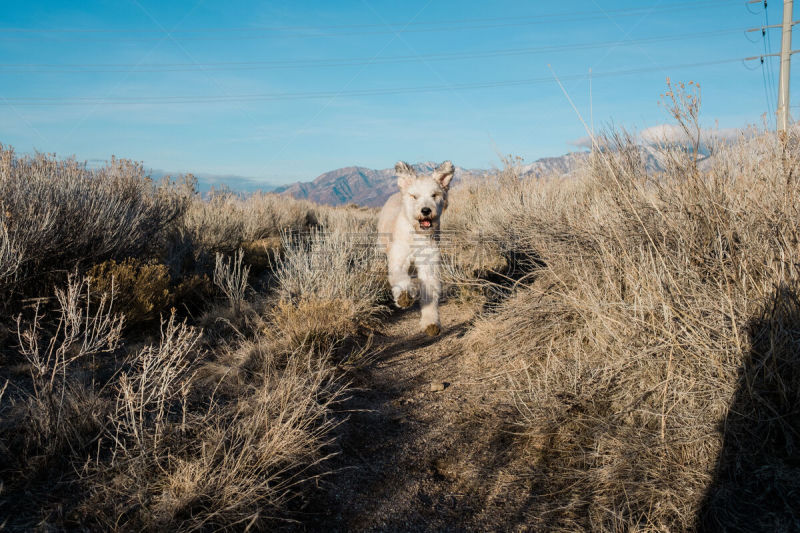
[778,0,794,132]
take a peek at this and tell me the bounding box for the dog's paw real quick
[396,290,413,309]
[424,323,441,336]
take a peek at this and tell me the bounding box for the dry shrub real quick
[0,218,22,290]
[443,157,558,282]
[88,258,171,325]
[0,146,378,530]
[83,314,341,531]
[193,249,256,342]
[314,202,377,234]
[1,269,342,530]
[241,191,321,239]
[700,284,800,531]
[181,189,246,255]
[171,272,214,313]
[463,129,800,530]
[274,228,385,304]
[0,145,185,301]
[179,189,375,263]
[111,315,199,457]
[1,275,123,480]
[180,190,322,258]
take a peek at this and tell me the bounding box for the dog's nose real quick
[421,207,431,216]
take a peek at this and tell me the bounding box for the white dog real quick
[377,160,455,336]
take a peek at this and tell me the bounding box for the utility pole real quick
[746,1,800,130]
[589,68,594,154]
[778,0,794,132]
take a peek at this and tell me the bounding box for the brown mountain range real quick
[276,153,589,207]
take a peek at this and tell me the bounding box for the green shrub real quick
[88,258,171,325]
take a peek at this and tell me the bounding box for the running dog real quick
[377,160,455,336]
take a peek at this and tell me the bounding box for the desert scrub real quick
[0,146,371,530]
[240,191,322,239]
[1,275,123,482]
[314,202,377,234]
[270,298,369,351]
[240,236,283,275]
[442,156,561,284]
[0,145,185,303]
[0,218,22,293]
[178,188,375,262]
[213,249,250,312]
[463,128,800,531]
[180,188,247,256]
[1,273,344,530]
[269,229,386,351]
[77,301,343,530]
[179,189,322,258]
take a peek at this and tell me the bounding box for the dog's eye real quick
[410,194,418,200]
[432,193,439,199]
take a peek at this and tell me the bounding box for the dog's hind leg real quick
[417,254,442,336]
[388,242,415,308]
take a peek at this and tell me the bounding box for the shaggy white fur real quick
[377,161,454,336]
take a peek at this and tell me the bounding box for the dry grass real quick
[178,188,374,259]
[2,276,123,485]
[0,218,22,290]
[459,127,800,530]
[270,298,370,353]
[214,249,250,313]
[268,228,387,351]
[1,273,345,530]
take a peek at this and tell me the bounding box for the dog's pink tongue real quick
[420,220,432,228]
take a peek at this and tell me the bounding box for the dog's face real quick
[395,161,455,233]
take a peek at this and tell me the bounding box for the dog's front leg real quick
[416,249,442,336]
[388,242,414,308]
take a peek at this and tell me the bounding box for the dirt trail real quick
[294,300,533,532]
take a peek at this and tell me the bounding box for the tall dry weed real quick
[214,249,250,313]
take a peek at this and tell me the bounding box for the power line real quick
[0,57,749,106]
[761,56,776,126]
[0,1,732,42]
[764,5,778,126]
[0,0,730,33]
[0,28,747,73]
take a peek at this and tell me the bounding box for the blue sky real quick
[0,1,792,186]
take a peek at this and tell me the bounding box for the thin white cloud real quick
[568,135,593,150]
[568,124,758,151]
[639,124,752,147]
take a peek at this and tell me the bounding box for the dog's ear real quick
[433,160,455,189]
[395,161,416,191]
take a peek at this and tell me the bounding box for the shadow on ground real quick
[697,284,800,532]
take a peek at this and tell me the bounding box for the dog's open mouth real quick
[418,217,434,230]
